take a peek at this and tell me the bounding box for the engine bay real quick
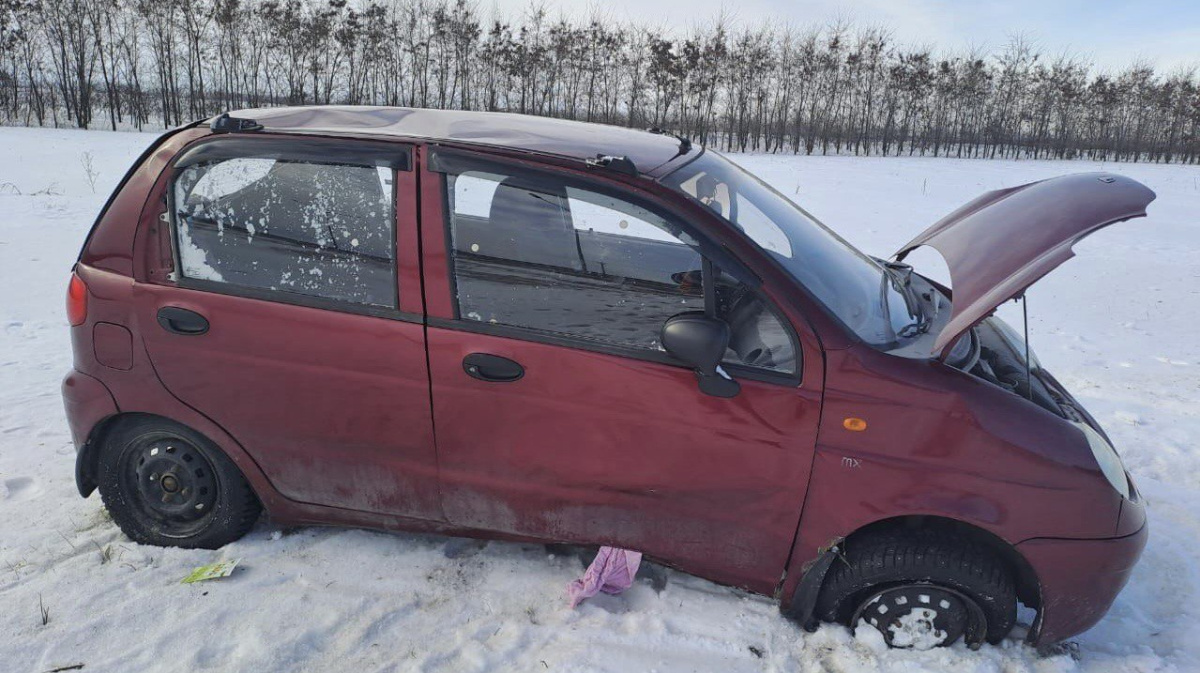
[951,317,1087,421]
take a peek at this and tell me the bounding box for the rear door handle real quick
[462,353,524,382]
[157,307,209,335]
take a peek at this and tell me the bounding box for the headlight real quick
[1075,422,1130,499]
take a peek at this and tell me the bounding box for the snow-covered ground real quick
[1,126,1198,672]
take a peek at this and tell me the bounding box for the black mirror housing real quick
[661,312,740,398]
[662,312,729,366]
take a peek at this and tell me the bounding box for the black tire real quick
[96,417,261,549]
[815,531,1017,647]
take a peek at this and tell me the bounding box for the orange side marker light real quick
[843,417,867,432]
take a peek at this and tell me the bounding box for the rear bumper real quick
[1018,520,1148,646]
[62,369,118,496]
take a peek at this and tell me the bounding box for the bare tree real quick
[3,0,1197,164]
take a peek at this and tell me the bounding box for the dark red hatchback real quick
[63,106,1150,651]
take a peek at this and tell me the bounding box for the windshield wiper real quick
[881,262,931,338]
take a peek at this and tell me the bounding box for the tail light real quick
[67,273,88,326]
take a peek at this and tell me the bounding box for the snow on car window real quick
[188,158,274,202]
[176,217,224,282]
[172,156,397,307]
[376,166,393,200]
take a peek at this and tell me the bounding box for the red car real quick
[62,106,1150,650]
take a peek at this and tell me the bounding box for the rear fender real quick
[62,370,119,497]
[69,264,289,515]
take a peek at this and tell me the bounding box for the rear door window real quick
[172,152,397,308]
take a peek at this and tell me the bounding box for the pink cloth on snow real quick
[566,546,643,607]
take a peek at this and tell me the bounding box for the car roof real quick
[222,106,700,179]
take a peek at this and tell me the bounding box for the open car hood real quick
[894,173,1156,354]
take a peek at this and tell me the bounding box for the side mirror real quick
[661,312,740,398]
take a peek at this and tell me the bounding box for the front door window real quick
[443,165,797,374]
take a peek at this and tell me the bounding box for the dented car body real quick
[63,107,1150,650]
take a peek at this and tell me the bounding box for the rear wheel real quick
[96,417,261,549]
[815,532,1017,649]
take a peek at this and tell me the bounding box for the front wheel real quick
[814,532,1018,649]
[96,417,261,549]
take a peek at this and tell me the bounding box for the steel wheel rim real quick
[853,584,985,650]
[119,433,219,538]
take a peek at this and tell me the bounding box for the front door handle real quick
[462,353,524,382]
[157,307,209,335]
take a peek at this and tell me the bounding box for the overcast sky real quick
[481,0,1199,73]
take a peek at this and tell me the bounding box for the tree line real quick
[2,0,1198,163]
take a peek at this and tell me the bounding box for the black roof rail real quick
[210,112,263,133]
[647,127,692,155]
[585,154,639,177]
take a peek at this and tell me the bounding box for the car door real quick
[419,149,824,593]
[136,136,441,521]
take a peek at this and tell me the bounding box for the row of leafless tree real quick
[3,0,1199,163]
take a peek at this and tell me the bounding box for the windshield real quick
[664,151,915,346]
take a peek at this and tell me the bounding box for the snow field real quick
[1,126,1198,672]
